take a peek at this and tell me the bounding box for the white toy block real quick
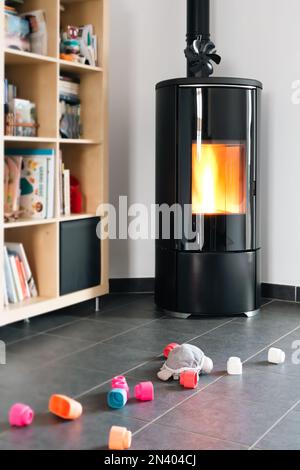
[268,348,285,364]
[227,357,243,375]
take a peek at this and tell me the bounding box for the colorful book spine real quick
[9,255,23,302]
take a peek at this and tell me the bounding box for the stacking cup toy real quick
[108,426,132,450]
[163,343,179,359]
[108,388,127,409]
[268,348,286,364]
[134,381,154,401]
[112,376,130,398]
[49,394,83,420]
[180,370,199,389]
[9,403,34,427]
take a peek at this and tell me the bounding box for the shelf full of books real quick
[0,0,109,325]
[4,148,55,222]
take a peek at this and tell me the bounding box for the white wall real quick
[109,0,300,286]
[211,0,300,285]
[109,0,185,278]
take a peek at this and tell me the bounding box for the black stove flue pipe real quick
[185,0,221,77]
[187,0,210,41]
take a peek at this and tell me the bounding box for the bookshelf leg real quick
[95,297,102,312]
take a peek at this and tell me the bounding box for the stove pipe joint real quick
[185,0,221,78]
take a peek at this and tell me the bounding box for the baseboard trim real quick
[110,278,299,302]
[261,283,297,302]
[109,278,155,294]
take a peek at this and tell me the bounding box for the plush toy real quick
[157,343,213,381]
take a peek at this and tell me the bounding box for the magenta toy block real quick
[9,403,34,427]
[134,381,154,401]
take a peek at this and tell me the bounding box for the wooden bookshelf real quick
[0,0,109,327]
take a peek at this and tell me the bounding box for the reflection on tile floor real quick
[0,295,300,450]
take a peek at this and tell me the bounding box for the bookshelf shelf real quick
[59,59,103,74]
[59,214,96,222]
[4,218,57,229]
[0,0,109,326]
[59,138,102,145]
[5,48,57,66]
[4,136,57,143]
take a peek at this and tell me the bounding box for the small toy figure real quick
[158,343,213,382]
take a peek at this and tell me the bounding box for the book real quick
[21,10,47,56]
[20,259,31,299]
[5,148,55,220]
[13,98,37,137]
[4,156,22,215]
[3,246,17,303]
[3,275,9,307]
[9,255,23,302]
[46,151,55,218]
[6,242,38,298]
[59,150,64,215]
[63,169,71,216]
[5,8,30,52]
[15,255,29,299]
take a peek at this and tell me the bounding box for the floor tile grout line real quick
[261,299,275,308]
[2,302,299,447]
[242,323,300,365]
[137,420,249,450]
[41,317,165,369]
[131,376,226,438]
[248,398,300,450]
[131,321,300,440]
[186,319,235,344]
[2,297,146,347]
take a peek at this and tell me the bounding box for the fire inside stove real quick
[192,142,246,215]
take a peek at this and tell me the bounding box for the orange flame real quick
[192,143,246,215]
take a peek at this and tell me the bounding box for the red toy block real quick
[163,343,179,359]
[180,370,199,389]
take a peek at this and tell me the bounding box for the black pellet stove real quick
[155,0,262,317]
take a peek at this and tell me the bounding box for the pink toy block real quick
[134,381,154,401]
[9,403,34,427]
[111,376,127,387]
[112,376,130,398]
[163,343,179,359]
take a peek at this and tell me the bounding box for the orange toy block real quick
[108,426,132,450]
[49,394,83,420]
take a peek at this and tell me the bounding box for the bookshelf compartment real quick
[59,70,102,142]
[4,142,58,224]
[60,143,102,214]
[60,0,103,68]
[5,62,58,138]
[5,223,58,299]
[60,217,101,295]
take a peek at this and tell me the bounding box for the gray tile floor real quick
[0,295,300,450]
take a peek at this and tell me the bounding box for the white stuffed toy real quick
[158,343,213,381]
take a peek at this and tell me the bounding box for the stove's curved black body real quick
[155,78,262,316]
